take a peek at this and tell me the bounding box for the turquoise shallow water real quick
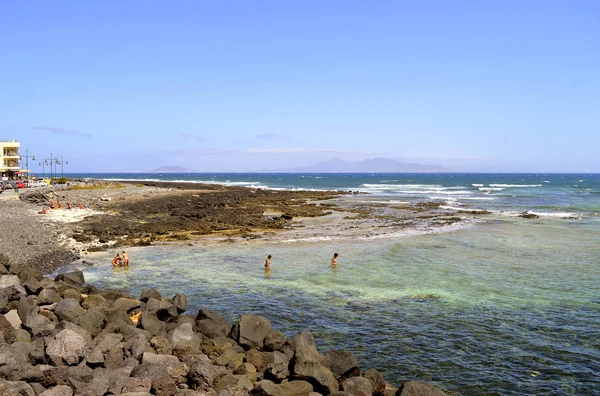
[73,216,600,395]
[61,173,600,395]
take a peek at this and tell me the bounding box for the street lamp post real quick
[20,149,35,181]
[42,153,56,183]
[56,157,68,178]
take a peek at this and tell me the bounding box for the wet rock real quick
[231,314,272,350]
[518,212,539,219]
[396,380,449,396]
[324,350,360,380]
[46,329,88,366]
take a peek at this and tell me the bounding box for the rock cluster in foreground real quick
[0,260,449,396]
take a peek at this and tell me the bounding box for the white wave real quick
[461,197,497,201]
[472,184,484,187]
[103,177,162,182]
[544,180,550,183]
[489,184,542,188]
[479,187,505,192]
[428,196,459,201]
[525,211,579,218]
[362,183,443,189]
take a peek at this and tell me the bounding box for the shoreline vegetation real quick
[0,179,491,395]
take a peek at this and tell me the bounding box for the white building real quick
[1,140,21,178]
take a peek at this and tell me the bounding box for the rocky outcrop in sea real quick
[0,258,450,396]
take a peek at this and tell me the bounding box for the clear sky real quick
[1,1,599,173]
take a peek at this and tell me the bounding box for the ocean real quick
[62,173,600,395]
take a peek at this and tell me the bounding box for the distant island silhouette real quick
[272,157,446,173]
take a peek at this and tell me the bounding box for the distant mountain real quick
[280,157,445,173]
[147,166,195,173]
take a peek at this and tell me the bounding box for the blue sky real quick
[1,1,599,172]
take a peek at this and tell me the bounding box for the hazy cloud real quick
[180,133,206,142]
[245,147,381,155]
[31,126,91,138]
[255,133,291,141]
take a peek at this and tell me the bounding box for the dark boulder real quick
[364,368,386,395]
[196,319,228,339]
[288,330,315,351]
[54,298,84,322]
[231,314,272,350]
[263,330,286,352]
[171,293,187,314]
[292,345,338,395]
[342,376,372,396]
[396,380,449,396]
[324,350,360,380]
[140,288,161,302]
[55,270,85,287]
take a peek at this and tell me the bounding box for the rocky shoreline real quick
[0,261,450,396]
[1,180,475,274]
[0,180,484,395]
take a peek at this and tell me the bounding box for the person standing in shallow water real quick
[122,251,130,267]
[112,253,122,267]
[264,255,272,278]
[331,253,339,267]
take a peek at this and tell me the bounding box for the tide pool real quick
[74,215,600,395]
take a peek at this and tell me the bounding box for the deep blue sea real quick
[62,173,600,395]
